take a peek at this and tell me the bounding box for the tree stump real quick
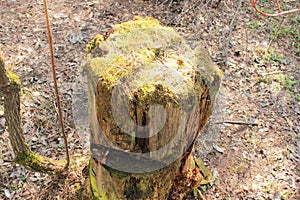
[85,16,222,199]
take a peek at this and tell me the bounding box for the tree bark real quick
[0,51,66,174]
[86,17,222,199]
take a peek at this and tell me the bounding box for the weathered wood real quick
[0,51,66,174]
[86,16,222,199]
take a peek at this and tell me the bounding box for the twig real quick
[43,0,70,168]
[222,0,243,65]
[262,70,298,76]
[244,20,249,64]
[214,120,259,126]
[252,0,300,17]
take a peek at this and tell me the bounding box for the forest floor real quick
[0,0,299,199]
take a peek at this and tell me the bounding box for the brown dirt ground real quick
[0,0,299,199]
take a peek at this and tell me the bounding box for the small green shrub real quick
[274,75,297,92]
[247,21,261,29]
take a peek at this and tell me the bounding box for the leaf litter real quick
[0,0,299,199]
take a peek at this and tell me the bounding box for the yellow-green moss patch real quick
[86,16,222,103]
[7,70,20,83]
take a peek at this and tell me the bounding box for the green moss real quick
[87,16,189,88]
[136,84,157,99]
[89,161,123,200]
[104,165,130,180]
[90,54,134,87]
[89,162,103,199]
[86,17,222,132]
[114,16,161,33]
[195,158,213,185]
[7,70,20,83]
[257,77,272,84]
[86,34,105,54]
[192,48,223,101]
[13,151,59,174]
[124,176,155,199]
[14,151,40,165]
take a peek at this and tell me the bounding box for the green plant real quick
[272,25,291,37]
[215,176,220,182]
[274,74,297,92]
[9,185,22,191]
[261,49,284,66]
[296,94,300,101]
[296,34,300,56]
[271,19,298,39]
[247,21,262,30]
[257,7,275,15]
[20,175,26,181]
[257,77,272,84]
[247,20,261,29]
[252,0,300,17]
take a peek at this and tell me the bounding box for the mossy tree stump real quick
[85,17,222,199]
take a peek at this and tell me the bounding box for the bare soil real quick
[0,0,299,199]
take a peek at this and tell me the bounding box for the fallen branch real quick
[251,0,300,17]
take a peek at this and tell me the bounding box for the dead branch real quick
[0,52,66,174]
[251,0,300,17]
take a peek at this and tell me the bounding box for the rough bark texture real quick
[0,51,66,174]
[86,17,222,199]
